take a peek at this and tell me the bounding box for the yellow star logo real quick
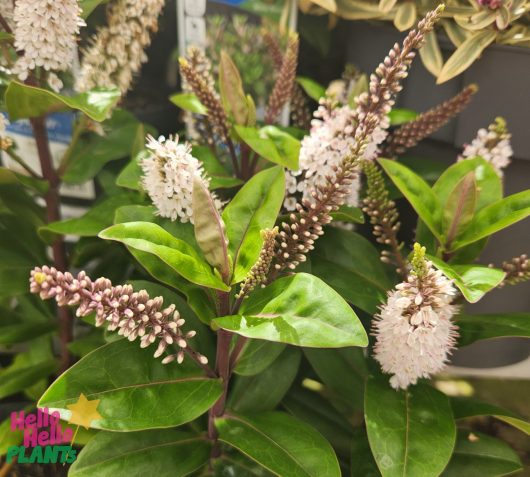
[66,393,102,429]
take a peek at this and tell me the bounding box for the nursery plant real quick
[0,1,530,477]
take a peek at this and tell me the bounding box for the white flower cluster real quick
[12,0,85,91]
[373,261,459,390]
[141,135,222,223]
[283,99,389,211]
[76,0,164,94]
[459,118,512,177]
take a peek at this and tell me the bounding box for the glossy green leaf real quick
[351,429,381,477]
[394,2,417,31]
[169,92,208,115]
[5,81,119,121]
[452,190,530,249]
[388,109,418,126]
[192,177,230,281]
[229,347,301,412]
[365,376,456,477]
[456,312,530,346]
[419,31,443,77]
[213,451,276,476]
[296,76,326,101]
[99,221,229,291]
[311,228,392,314]
[234,340,286,376]
[235,126,299,169]
[222,166,284,284]
[442,430,522,477]
[219,51,249,125]
[193,146,243,190]
[70,430,210,477]
[437,31,497,84]
[214,273,368,348]
[428,256,505,303]
[216,411,341,477]
[304,347,368,412]
[39,340,222,431]
[379,158,443,242]
[451,397,530,435]
[0,360,57,400]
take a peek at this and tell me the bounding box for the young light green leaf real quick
[452,189,530,249]
[420,31,443,77]
[442,430,522,477]
[169,92,207,115]
[228,347,301,412]
[5,81,120,121]
[379,158,443,242]
[365,376,456,477]
[116,150,148,191]
[99,221,230,291]
[388,108,418,126]
[437,31,497,84]
[296,76,326,101]
[69,430,210,477]
[80,0,109,18]
[451,397,530,435]
[394,2,417,31]
[39,340,223,431]
[216,411,341,477]
[222,166,285,284]
[428,255,505,303]
[219,50,249,125]
[456,312,530,346]
[214,273,368,348]
[192,177,230,282]
[260,125,300,170]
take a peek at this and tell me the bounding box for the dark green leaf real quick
[39,340,222,431]
[0,360,57,400]
[229,347,301,412]
[216,411,341,477]
[99,221,230,291]
[365,376,456,477]
[193,146,244,190]
[351,428,381,477]
[0,167,48,194]
[222,166,284,284]
[233,340,286,376]
[5,81,119,121]
[214,273,368,348]
[442,430,522,476]
[0,307,55,345]
[169,92,208,115]
[457,312,530,346]
[70,429,210,477]
[296,77,326,101]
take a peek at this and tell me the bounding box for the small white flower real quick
[373,261,459,390]
[141,135,222,223]
[459,119,512,177]
[12,0,85,81]
[76,0,164,94]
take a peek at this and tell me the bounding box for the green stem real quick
[4,148,41,179]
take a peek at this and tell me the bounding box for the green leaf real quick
[419,31,444,77]
[304,347,367,412]
[219,51,250,125]
[235,126,299,169]
[216,411,341,477]
[379,158,443,242]
[330,205,365,224]
[456,312,530,346]
[388,109,418,126]
[351,429,381,477]
[451,397,530,435]
[70,429,210,477]
[80,0,109,18]
[365,376,456,477]
[442,430,522,477]
[99,222,230,291]
[0,167,49,194]
[0,360,57,400]
[234,340,286,376]
[296,76,326,101]
[222,166,284,284]
[214,273,368,348]
[192,177,230,281]
[394,2,417,31]
[169,92,208,115]
[63,109,142,183]
[378,0,397,13]
[39,340,222,431]
[0,410,28,456]
[193,146,244,190]
[5,81,120,122]
[116,150,147,190]
[437,31,497,84]
[427,256,505,303]
[311,228,392,314]
[452,190,530,249]
[229,347,301,412]
[0,307,55,345]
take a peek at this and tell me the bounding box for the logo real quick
[6,393,102,465]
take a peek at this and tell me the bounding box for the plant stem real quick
[0,13,12,34]
[4,148,41,179]
[226,137,240,179]
[229,336,247,371]
[30,116,73,371]
[0,457,15,477]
